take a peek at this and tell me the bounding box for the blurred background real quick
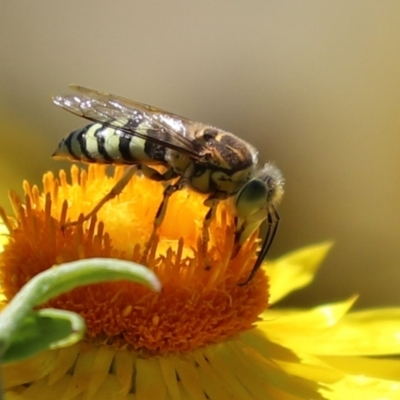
[1,1,399,308]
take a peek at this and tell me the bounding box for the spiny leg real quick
[141,175,185,263]
[202,197,219,270]
[62,165,138,230]
[231,177,271,260]
[231,206,270,259]
[232,217,244,258]
[238,205,280,286]
[201,193,230,270]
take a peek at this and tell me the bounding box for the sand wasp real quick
[53,86,284,285]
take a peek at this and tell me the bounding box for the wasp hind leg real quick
[62,165,138,230]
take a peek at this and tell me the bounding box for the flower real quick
[1,164,400,400]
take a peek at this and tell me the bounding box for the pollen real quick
[0,165,268,355]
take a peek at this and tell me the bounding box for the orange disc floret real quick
[0,165,269,355]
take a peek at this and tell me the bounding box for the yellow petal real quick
[2,350,58,388]
[86,346,115,398]
[191,349,245,400]
[48,345,79,385]
[241,329,343,384]
[267,242,333,304]
[201,346,255,399]
[315,308,400,356]
[136,358,167,400]
[259,296,357,334]
[321,375,400,400]
[260,300,400,357]
[319,356,400,382]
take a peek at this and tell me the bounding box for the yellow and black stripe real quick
[52,122,167,165]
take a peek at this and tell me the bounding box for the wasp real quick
[52,86,284,285]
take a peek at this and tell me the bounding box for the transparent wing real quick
[53,85,208,160]
[71,85,195,125]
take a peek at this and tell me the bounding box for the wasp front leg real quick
[62,165,138,230]
[232,177,282,285]
[231,177,270,258]
[232,207,268,258]
[237,206,280,286]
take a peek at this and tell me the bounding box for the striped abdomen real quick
[52,123,167,165]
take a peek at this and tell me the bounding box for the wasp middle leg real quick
[201,193,230,270]
[141,174,185,263]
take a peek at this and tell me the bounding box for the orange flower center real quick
[0,165,269,355]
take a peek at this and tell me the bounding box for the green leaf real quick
[0,258,161,364]
[1,308,85,364]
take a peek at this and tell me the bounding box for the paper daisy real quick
[1,165,400,400]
